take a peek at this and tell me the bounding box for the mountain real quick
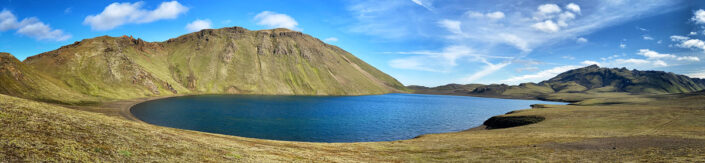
[411,65,705,99]
[1,27,407,103]
[541,65,705,94]
[0,52,97,104]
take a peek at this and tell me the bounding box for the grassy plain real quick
[1,92,705,162]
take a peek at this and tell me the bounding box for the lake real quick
[131,93,565,142]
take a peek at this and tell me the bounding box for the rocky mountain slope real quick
[411,65,705,99]
[1,27,407,103]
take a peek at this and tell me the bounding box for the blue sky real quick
[1,0,704,86]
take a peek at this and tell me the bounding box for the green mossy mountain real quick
[0,53,98,104]
[411,65,705,99]
[542,65,705,94]
[1,27,407,103]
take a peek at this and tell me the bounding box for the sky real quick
[1,0,704,87]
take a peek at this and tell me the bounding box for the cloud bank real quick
[84,1,189,30]
[0,10,71,41]
[254,11,300,31]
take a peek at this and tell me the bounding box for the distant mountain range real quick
[0,27,407,104]
[410,65,705,100]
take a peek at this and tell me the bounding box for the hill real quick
[411,65,705,101]
[1,27,407,103]
[0,52,98,104]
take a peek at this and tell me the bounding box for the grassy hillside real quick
[0,53,99,104]
[8,27,407,103]
[2,89,704,162]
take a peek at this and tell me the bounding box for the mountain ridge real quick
[1,26,408,104]
[410,65,705,100]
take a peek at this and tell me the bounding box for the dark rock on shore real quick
[483,115,546,129]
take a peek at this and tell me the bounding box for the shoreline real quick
[6,88,704,161]
[106,93,562,143]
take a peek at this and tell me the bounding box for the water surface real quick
[131,93,565,142]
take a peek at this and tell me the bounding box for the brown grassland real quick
[2,91,705,162]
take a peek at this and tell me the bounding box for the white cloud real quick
[16,18,71,41]
[467,11,505,20]
[562,56,576,60]
[515,66,539,73]
[532,20,559,32]
[498,33,531,52]
[690,31,698,35]
[637,49,675,59]
[615,58,650,65]
[0,9,71,41]
[642,35,653,40]
[620,43,626,48]
[531,3,576,33]
[324,37,339,42]
[537,4,561,15]
[254,11,300,31]
[141,1,188,23]
[677,56,700,61]
[185,19,211,32]
[576,37,588,43]
[670,35,689,41]
[600,54,620,61]
[652,60,668,67]
[438,19,462,34]
[692,9,705,24]
[581,60,601,66]
[677,39,705,50]
[389,57,443,72]
[670,35,705,51]
[462,61,511,83]
[410,0,433,11]
[556,12,576,27]
[486,11,505,19]
[634,49,698,62]
[566,3,581,14]
[501,65,581,84]
[388,45,512,73]
[0,10,19,31]
[83,1,188,30]
[687,71,705,78]
[587,49,698,70]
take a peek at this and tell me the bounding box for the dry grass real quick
[1,92,705,162]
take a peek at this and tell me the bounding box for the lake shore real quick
[3,92,705,161]
[83,93,564,141]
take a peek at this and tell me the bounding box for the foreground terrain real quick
[2,91,704,162]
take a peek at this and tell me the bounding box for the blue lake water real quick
[131,93,565,142]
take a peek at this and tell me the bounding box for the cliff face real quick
[1,27,407,103]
